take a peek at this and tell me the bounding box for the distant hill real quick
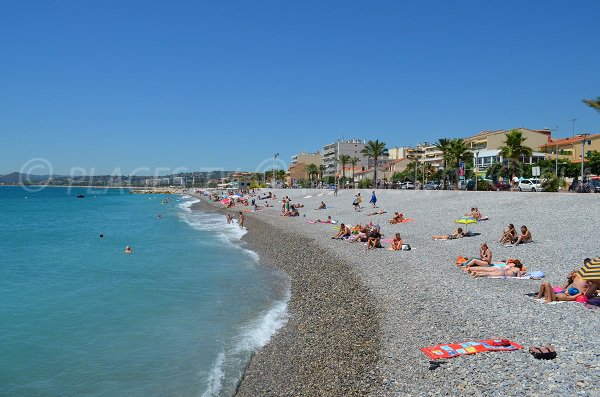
[0,172,49,183]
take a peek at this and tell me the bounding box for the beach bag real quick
[456,256,468,265]
[402,244,411,251]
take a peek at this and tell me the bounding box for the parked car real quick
[400,181,415,190]
[518,178,544,192]
[591,180,600,193]
[424,181,441,190]
[459,179,470,190]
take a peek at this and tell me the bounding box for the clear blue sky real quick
[1,0,599,175]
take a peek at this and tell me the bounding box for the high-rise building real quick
[322,139,370,177]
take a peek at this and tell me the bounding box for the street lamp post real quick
[475,152,479,191]
[272,153,279,189]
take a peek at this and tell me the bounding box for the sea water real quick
[0,186,289,397]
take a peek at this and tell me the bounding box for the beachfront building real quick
[287,152,323,185]
[387,146,411,160]
[464,128,550,171]
[539,134,600,163]
[353,167,390,185]
[387,158,412,173]
[322,139,370,178]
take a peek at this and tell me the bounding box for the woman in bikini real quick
[469,260,524,277]
[536,269,598,303]
[389,233,403,251]
[514,225,532,245]
[432,228,464,240]
[499,224,516,244]
[464,243,492,269]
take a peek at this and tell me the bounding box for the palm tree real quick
[336,154,351,188]
[305,164,319,186]
[447,138,472,189]
[360,140,387,188]
[349,156,359,188]
[498,129,533,178]
[434,138,452,189]
[583,97,600,113]
[319,164,326,181]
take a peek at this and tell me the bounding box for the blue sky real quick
[1,0,599,175]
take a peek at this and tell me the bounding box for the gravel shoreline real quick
[192,198,382,397]
[194,190,599,396]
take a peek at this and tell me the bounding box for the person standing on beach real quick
[357,193,363,209]
[238,212,246,229]
[369,191,377,208]
[334,185,338,196]
[353,195,360,212]
[226,213,233,224]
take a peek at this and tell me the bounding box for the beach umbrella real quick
[454,216,478,232]
[578,257,600,281]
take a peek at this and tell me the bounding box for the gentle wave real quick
[177,196,290,397]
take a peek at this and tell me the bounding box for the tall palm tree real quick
[498,129,533,178]
[305,164,319,185]
[447,138,472,189]
[434,138,452,189]
[336,154,351,188]
[583,97,600,113]
[349,156,359,188]
[319,165,326,181]
[361,140,387,188]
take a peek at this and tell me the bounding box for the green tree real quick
[434,138,452,188]
[360,140,387,188]
[349,156,359,188]
[498,129,533,178]
[447,138,473,188]
[319,165,326,181]
[587,150,600,175]
[583,97,600,113]
[305,164,319,185]
[336,154,352,188]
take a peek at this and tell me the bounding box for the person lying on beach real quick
[388,233,403,251]
[388,212,404,224]
[226,214,233,224]
[367,210,387,216]
[463,243,492,269]
[536,271,598,303]
[293,203,304,209]
[468,260,524,278]
[316,201,327,210]
[499,224,516,244]
[514,225,532,245]
[315,216,334,224]
[332,223,352,239]
[367,227,382,249]
[432,228,465,240]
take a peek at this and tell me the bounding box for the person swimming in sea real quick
[124,246,133,254]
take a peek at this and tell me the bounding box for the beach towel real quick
[421,339,523,360]
[487,274,532,279]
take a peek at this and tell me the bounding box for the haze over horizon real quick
[1,0,599,175]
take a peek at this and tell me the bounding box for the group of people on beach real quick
[499,224,532,245]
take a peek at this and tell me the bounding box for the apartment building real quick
[539,134,600,163]
[322,139,370,177]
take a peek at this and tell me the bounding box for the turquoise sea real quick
[0,186,289,397]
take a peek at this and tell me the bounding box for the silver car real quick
[518,178,544,192]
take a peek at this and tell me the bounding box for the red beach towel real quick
[421,339,523,360]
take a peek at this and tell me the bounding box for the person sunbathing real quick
[367,210,387,216]
[433,228,465,240]
[315,216,334,224]
[464,243,492,269]
[514,225,532,245]
[293,203,304,209]
[499,224,516,244]
[536,271,598,303]
[316,201,327,210]
[388,212,404,224]
[389,233,403,251]
[469,260,524,278]
[332,223,351,239]
[367,227,382,249]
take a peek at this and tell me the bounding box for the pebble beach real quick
[199,189,599,396]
